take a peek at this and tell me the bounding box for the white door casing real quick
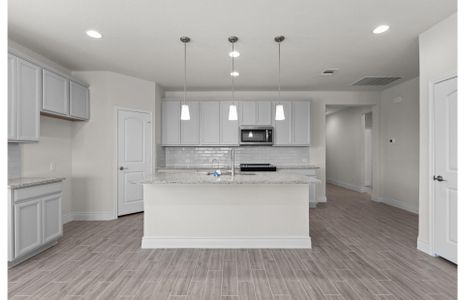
[117,109,152,216]
[432,76,457,264]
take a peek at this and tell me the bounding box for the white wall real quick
[326,106,372,192]
[70,71,157,218]
[417,13,457,254]
[19,116,74,221]
[164,90,381,203]
[379,77,419,213]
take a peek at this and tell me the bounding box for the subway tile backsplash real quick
[161,146,310,168]
[8,143,21,178]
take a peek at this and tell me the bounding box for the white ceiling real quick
[8,0,456,91]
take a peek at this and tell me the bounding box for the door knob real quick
[119,166,128,171]
[433,175,446,182]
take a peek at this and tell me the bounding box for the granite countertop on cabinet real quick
[277,165,320,170]
[141,171,320,185]
[8,177,66,189]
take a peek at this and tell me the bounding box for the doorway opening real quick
[325,105,374,197]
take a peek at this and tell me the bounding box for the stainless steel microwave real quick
[239,126,273,146]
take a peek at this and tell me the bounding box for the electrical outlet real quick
[49,162,56,171]
[389,138,396,144]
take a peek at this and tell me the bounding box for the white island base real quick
[142,183,311,249]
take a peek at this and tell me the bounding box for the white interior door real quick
[433,76,457,264]
[117,109,152,216]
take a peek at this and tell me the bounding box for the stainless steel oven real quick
[239,126,273,146]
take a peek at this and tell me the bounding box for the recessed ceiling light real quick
[229,51,240,58]
[230,71,239,77]
[86,30,103,39]
[373,25,390,34]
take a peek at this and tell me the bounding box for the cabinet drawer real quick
[14,182,62,203]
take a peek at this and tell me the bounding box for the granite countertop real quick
[141,171,320,185]
[277,165,320,170]
[8,177,66,189]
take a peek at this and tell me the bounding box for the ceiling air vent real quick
[321,69,338,76]
[352,76,401,86]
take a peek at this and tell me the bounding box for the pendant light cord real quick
[278,41,281,99]
[231,43,235,102]
[184,41,187,104]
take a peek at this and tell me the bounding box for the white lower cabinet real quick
[42,194,63,244]
[14,199,42,258]
[9,182,63,264]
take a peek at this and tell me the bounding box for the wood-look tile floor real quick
[9,184,457,299]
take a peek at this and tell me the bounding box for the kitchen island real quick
[141,171,317,248]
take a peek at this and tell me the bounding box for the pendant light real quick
[180,36,191,120]
[275,35,285,121]
[228,36,239,121]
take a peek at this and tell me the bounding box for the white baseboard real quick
[142,236,312,249]
[62,212,73,224]
[379,197,419,214]
[318,196,327,203]
[417,238,434,256]
[68,211,116,221]
[327,178,367,193]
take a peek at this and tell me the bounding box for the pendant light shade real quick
[274,35,285,121]
[228,104,238,121]
[181,104,190,120]
[275,104,285,121]
[228,36,239,121]
[180,36,191,120]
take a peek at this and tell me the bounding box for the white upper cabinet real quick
[240,101,272,125]
[162,101,181,145]
[256,101,272,125]
[273,102,292,145]
[220,102,239,145]
[292,101,311,145]
[8,54,17,141]
[42,69,69,116]
[161,99,310,147]
[200,102,220,145]
[181,102,200,145]
[15,58,41,142]
[69,81,90,120]
[240,101,256,125]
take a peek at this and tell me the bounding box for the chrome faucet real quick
[231,148,236,177]
[212,159,219,171]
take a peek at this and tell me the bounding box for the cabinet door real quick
[220,102,239,145]
[14,199,42,258]
[200,102,220,145]
[162,101,180,145]
[293,101,311,145]
[69,81,89,120]
[16,58,41,141]
[8,54,17,140]
[42,69,69,116]
[240,101,256,125]
[42,193,63,244]
[273,102,292,145]
[256,101,272,125]
[181,102,200,145]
